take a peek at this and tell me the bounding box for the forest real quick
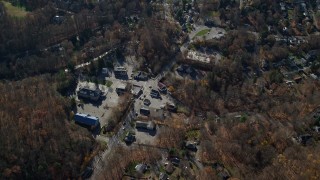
[1,0,320,179]
[0,75,97,179]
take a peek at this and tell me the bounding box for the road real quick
[89,31,179,180]
[90,108,136,179]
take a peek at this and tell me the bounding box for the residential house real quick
[124,133,135,144]
[116,83,128,95]
[185,141,198,151]
[140,107,151,116]
[114,66,127,79]
[133,71,148,81]
[158,82,167,94]
[131,84,143,97]
[101,68,110,77]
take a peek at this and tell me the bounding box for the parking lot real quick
[75,60,176,147]
[75,80,121,126]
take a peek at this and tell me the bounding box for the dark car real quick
[150,89,160,99]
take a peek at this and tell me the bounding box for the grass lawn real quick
[195,29,210,37]
[106,80,113,87]
[1,0,28,18]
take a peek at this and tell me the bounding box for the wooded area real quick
[0,75,95,179]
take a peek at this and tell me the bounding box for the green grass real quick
[106,80,113,87]
[195,29,210,37]
[287,9,294,20]
[212,11,220,17]
[186,129,200,140]
[1,1,28,18]
[177,105,190,115]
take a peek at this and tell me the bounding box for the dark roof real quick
[77,87,101,100]
[134,71,148,80]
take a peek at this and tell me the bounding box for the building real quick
[135,121,156,131]
[116,83,128,95]
[74,113,100,127]
[114,66,127,78]
[158,82,167,93]
[133,71,148,81]
[140,107,150,116]
[185,141,198,151]
[101,68,110,77]
[77,87,102,101]
[167,103,177,112]
[124,133,135,144]
[186,51,211,64]
[176,64,197,78]
[131,84,143,97]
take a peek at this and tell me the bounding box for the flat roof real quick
[117,83,127,89]
[75,113,99,121]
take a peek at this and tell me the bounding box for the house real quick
[158,82,167,93]
[52,15,64,24]
[101,68,110,77]
[77,87,102,101]
[135,121,156,131]
[131,84,143,97]
[167,103,177,112]
[185,141,198,151]
[298,134,313,145]
[114,66,127,79]
[140,107,150,116]
[133,71,148,81]
[116,83,128,95]
[74,113,100,127]
[294,76,302,83]
[135,164,147,174]
[176,64,197,78]
[124,133,135,144]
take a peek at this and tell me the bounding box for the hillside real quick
[0,75,95,179]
